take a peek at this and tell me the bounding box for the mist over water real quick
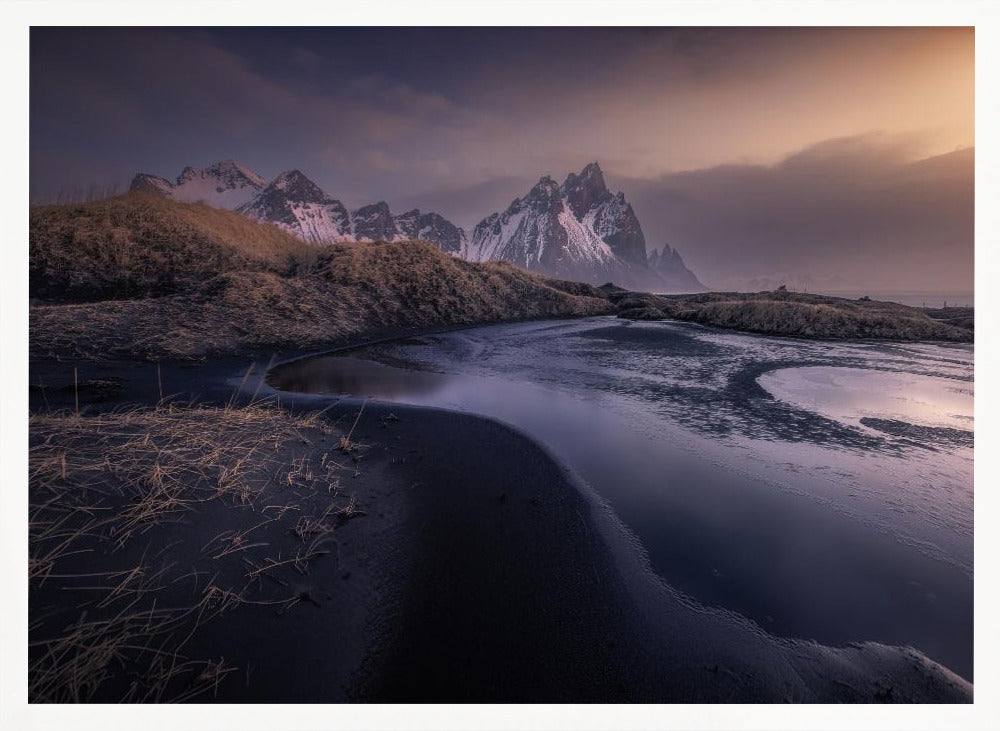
[270,317,974,680]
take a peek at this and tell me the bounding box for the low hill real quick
[612,289,973,342]
[29,194,971,357]
[30,194,613,360]
[30,193,316,301]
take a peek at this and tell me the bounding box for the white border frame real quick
[2,2,996,729]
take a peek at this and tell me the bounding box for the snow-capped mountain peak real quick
[394,209,467,254]
[351,201,398,242]
[266,169,334,203]
[129,173,174,196]
[127,158,700,288]
[466,169,623,276]
[238,172,466,252]
[217,159,267,188]
[239,170,351,244]
[562,161,612,220]
[126,160,468,251]
[466,161,654,284]
[129,160,266,209]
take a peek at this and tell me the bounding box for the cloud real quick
[29,29,483,200]
[29,29,974,293]
[616,135,973,292]
[391,174,536,230]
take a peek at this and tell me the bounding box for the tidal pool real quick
[758,365,973,432]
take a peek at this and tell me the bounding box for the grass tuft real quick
[29,401,363,702]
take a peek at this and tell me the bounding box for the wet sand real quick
[28,352,972,702]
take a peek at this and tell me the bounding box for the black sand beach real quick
[28,346,972,703]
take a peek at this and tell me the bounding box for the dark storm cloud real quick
[617,136,973,291]
[30,28,469,203]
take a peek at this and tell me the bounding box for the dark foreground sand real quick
[28,354,972,703]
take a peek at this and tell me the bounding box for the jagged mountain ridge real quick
[562,163,647,267]
[393,209,466,254]
[130,160,266,209]
[648,244,705,292]
[466,162,702,290]
[131,163,466,252]
[237,170,353,244]
[130,159,705,290]
[466,174,620,273]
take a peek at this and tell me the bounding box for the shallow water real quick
[759,366,973,432]
[269,317,974,680]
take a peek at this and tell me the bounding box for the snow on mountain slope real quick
[470,208,531,265]
[238,170,355,245]
[237,170,469,252]
[394,209,467,254]
[128,159,703,290]
[239,173,403,245]
[129,160,266,209]
[351,201,400,242]
[563,162,647,267]
[129,173,174,196]
[467,163,643,283]
[556,207,618,267]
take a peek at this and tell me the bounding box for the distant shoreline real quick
[608,288,973,343]
[816,291,974,309]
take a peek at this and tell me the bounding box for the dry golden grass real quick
[678,299,970,340]
[614,289,973,342]
[29,587,243,703]
[30,192,316,301]
[31,194,962,353]
[30,195,613,360]
[29,402,360,702]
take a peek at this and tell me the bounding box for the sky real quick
[30,27,974,292]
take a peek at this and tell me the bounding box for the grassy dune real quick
[29,193,970,356]
[612,289,973,342]
[30,194,613,360]
[30,193,316,300]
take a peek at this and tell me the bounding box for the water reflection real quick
[269,318,974,680]
[270,355,447,399]
[759,366,974,433]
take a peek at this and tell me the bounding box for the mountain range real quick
[648,244,705,292]
[129,160,703,291]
